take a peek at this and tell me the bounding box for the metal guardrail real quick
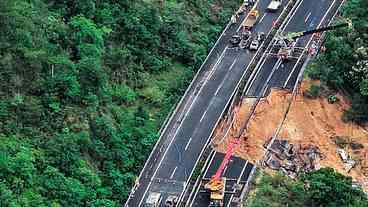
[124,3,246,206]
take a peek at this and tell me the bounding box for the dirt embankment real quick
[213,80,368,190]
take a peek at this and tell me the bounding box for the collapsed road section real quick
[187,0,350,206]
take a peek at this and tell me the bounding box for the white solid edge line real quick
[188,151,217,207]
[227,161,249,207]
[285,0,337,88]
[184,137,193,151]
[236,2,259,33]
[305,11,312,22]
[215,58,238,96]
[259,13,267,23]
[244,0,305,95]
[179,0,305,204]
[263,0,339,164]
[170,166,178,179]
[129,2,241,205]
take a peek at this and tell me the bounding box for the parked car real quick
[229,34,241,46]
[257,32,265,41]
[249,38,260,50]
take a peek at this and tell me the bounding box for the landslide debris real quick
[213,80,368,190]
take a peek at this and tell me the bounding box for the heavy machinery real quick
[267,0,282,12]
[242,9,259,30]
[204,139,240,206]
[275,21,352,59]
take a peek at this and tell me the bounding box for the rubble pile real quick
[336,148,357,172]
[214,80,368,190]
[264,138,325,178]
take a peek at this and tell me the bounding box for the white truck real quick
[243,0,256,7]
[249,39,260,50]
[267,0,282,12]
[145,192,162,207]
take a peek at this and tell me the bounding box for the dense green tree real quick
[247,169,368,207]
[0,0,242,205]
[303,168,366,207]
[247,173,306,207]
[306,0,368,123]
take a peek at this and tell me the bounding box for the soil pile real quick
[213,80,368,190]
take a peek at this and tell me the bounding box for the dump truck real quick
[242,9,259,30]
[267,0,282,12]
[145,192,162,207]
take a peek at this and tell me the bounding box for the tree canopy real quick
[247,168,368,207]
[306,0,368,123]
[0,0,242,205]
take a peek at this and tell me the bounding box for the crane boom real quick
[286,22,351,40]
[277,20,352,59]
[204,138,240,206]
[213,139,240,181]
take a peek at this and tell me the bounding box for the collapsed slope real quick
[213,80,368,190]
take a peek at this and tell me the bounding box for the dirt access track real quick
[213,80,368,190]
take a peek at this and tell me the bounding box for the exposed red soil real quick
[213,80,368,190]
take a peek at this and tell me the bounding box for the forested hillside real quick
[246,168,368,207]
[0,0,241,205]
[245,0,368,206]
[307,0,368,123]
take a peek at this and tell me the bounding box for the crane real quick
[204,138,240,206]
[276,20,352,59]
[203,20,353,207]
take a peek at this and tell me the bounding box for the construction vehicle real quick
[144,192,162,207]
[275,21,352,59]
[204,139,240,206]
[267,0,282,12]
[242,9,259,30]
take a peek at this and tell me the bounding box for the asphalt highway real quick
[189,0,344,206]
[246,0,343,97]
[189,152,253,207]
[125,0,288,206]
